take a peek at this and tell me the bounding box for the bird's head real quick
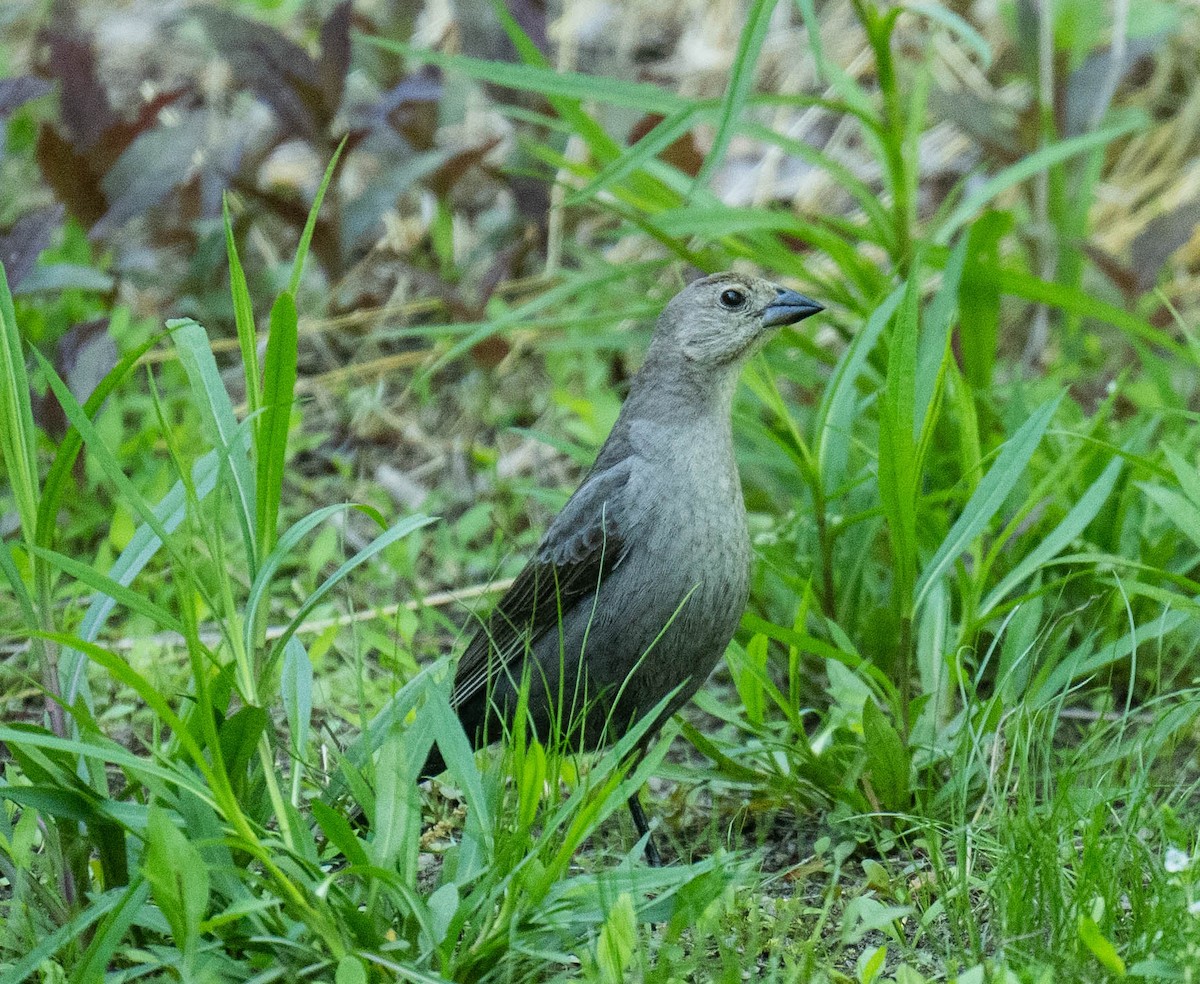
[655,272,824,369]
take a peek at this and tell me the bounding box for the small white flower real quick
[1188,900,1200,916]
[1165,847,1191,874]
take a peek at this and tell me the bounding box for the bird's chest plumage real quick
[592,425,751,705]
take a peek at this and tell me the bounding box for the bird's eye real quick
[719,288,746,309]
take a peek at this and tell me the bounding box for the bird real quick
[421,272,823,864]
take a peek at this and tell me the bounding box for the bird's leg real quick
[627,790,663,867]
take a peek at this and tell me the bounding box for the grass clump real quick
[4,0,1200,980]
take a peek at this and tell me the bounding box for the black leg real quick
[627,791,663,867]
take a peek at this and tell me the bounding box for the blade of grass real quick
[935,114,1145,245]
[170,317,257,574]
[915,394,1064,611]
[693,0,780,192]
[223,198,261,420]
[0,261,39,545]
[980,455,1123,617]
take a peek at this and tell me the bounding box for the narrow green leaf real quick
[1164,446,1200,512]
[915,395,1064,610]
[67,451,220,705]
[693,0,780,191]
[289,140,344,296]
[1077,915,1127,976]
[281,636,313,776]
[35,330,164,557]
[256,291,299,562]
[981,456,1124,616]
[566,105,703,206]
[862,699,911,812]
[29,349,175,555]
[817,285,903,496]
[67,880,151,984]
[263,512,437,673]
[957,211,1012,391]
[0,260,40,543]
[935,114,1145,245]
[243,502,385,659]
[364,37,685,114]
[31,545,184,634]
[0,887,126,983]
[878,278,921,610]
[997,266,1180,356]
[144,807,210,952]
[223,198,261,417]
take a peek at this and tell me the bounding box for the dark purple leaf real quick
[92,112,209,239]
[0,76,53,118]
[58,318,117,407]
[1064,34,1160,136]
[35,86,191,231]
[372,67,441,150]
[43,30,119,152]
[317,1,353,118]
[30,318,117,443]
[0,205,64,291]
[36,125,108,227]
[1129,199,1200,293]
[191,7,332,138]
[509,174,550,227]
[426,137,501,198]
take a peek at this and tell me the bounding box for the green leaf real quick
[0,887,127,983]
[223,198,262,419]
[289,141,344,296]
[0,260,39,544]
[862,699,910,812]
[935,114,1145,244]
[35,329,165,559]
[170,317,258,568]
[256,291,299,563]
[31,546,184,634]
[281,637,313,787]
[144,807,210,952]
[878,278,921,612]
[66,880,151,984]
[364,38,685,114]
[311,800,370,869]
[693,0,780,191]
[915,395,1064,610]
[567,105,705,206]
[1077,914,1127,976]
[335,956,369,984]
[66,451,221,705]
[981,456,1124,616]
[957,211,1012,391]
[596,893,638,981]
[817,284,902,496]
[218,705,269,791]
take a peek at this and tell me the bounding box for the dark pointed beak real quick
[761,287,824,328]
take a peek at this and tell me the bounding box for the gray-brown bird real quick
[423,272,823,863]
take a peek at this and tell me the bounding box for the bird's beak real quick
[761,287,824,328]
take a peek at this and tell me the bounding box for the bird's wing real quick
[451,458,639,709]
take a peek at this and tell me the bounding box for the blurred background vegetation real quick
[4,0,1200,980]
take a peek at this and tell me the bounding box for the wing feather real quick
[451,459,636,708]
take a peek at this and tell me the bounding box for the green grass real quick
[4,0,1200,980]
